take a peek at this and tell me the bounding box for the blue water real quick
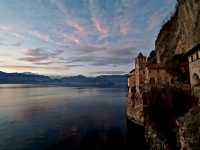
[0,85,145,150]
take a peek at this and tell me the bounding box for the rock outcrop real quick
[156,0,200,63]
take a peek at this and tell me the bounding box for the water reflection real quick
[0,85,146,150]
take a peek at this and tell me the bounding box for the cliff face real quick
[156,0,200,63]
[145,1,200,149]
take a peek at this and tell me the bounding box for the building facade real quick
[186,44,200,88]
[128,53,172,99]
[185,44,200,99]
[146,64,172,86]
[127,52,172,125]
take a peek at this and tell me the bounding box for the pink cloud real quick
[28,30,49,42]
[120,20,129,34]
[0,25,24,39]
[93,18,109,37]
[53,0,86,37]
[147,14,162,31]
[0,25,10,31]
[67,21,85,34]
[63,33,80,44]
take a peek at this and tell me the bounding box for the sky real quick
[0,0,176,76]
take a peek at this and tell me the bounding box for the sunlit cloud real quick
[28,30,49,42]
[0,65,70,75]
[0,41,22,47]
[0,25,24,40]
[120,19,129,35]
[147,13,162,31]
[63,33,80,44]
[66,20,85,35]
[93,18,109,37]
[0,65,66,70]
[19,48,64,65]
[0,25,11,32]
[66,54,135,67]
[0,25,49,43]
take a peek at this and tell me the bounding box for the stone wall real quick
[146,67,172,85]
[189,59,200,87]
[193,87,200,102]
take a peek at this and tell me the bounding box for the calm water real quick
[0,85,146,150]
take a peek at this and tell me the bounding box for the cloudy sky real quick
[0,0,176,76]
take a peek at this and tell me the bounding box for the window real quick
[191,55,194,62]
[196,52,199,59]
[192,73,200,86]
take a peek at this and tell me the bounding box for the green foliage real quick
[184,106,200,150]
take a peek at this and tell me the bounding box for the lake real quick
[0,85,146,150]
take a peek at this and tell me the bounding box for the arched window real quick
[150,77,155,85]
[192,73,200,86]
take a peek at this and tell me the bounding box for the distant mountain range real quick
[0,71,128,88]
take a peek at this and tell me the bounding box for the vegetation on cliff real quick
[166,54,189,83]
[181,106,200,150]
[143,87,197,150]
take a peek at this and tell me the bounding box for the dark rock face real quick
[126,119,149,150]
[143,87,196,150]
[156,0,200,64]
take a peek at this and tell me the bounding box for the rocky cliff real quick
[156,0,200,63]
[144,0,200,149]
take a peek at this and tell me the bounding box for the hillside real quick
[0,71,128,88]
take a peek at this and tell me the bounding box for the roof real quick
[185,43,200,57]
[129,69,135,73]
[137,52,146,59]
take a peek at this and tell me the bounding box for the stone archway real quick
[192,73,200,86]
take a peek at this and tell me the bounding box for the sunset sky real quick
[0,0,176,76]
